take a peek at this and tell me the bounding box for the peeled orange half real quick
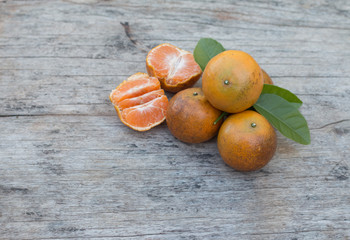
[146,43,202,93]
[109,73,168,131]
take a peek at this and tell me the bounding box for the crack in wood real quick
[0,185,29,194]
[311,119,350,130]
[120,22,137,45]
[120,21,149,53]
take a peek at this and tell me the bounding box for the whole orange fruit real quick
[262,69,274,84]
[202,50,263,113]
[217,110,277,172]
[166,88,223,143]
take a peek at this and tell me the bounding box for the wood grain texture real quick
[0,0,349,239]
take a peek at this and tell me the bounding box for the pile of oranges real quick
[110,43,277,172]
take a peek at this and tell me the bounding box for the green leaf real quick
[253,93,310,145]
[261,84,303,108]
[193,38,225,71]
[214,112,229,125]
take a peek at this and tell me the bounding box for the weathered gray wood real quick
[1,0,349,239]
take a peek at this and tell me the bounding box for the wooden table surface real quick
[1,0,349,239]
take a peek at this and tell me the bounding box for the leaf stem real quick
[214,112,229,125]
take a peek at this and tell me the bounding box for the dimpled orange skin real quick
[217,110,277,172]
[262,69,274,84]
[166,88,223,143]
[202,50,264,113]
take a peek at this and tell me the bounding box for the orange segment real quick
[109,73,168,131]
[117,89,164,110]
[110,73,160,104]
[170,53,201,85]
[146,43,202,93]
[127,72,149,81]
[121,95,168,131]
[146,44,179,80]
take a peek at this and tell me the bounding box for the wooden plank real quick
[0,115,349,239]
[0,0,349,239]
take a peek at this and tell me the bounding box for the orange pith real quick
[146,43,202,92]
[109,73,168,131]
